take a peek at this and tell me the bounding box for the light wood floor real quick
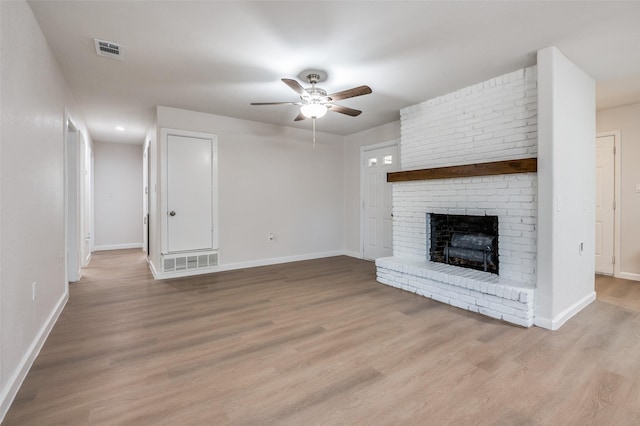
[4,250,640,425]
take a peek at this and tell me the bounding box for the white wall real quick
[597,103,640,279]
[343,121,400,256]
[93,142,143,250]
[150,106,345,273]
[0,0,90,419]
[536,47,596,330]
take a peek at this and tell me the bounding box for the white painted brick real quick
[479,308,503,320]
[502,313,533,328]
[377,258,537,327]
[514,308,534,320]
[431,293,450,304]
[489,302,516,316]
[450,299,470,310]
[459,294,478,305]
[382,65,538,327]
[476,298,491,308]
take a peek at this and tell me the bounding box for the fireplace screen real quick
[429,213,499,274]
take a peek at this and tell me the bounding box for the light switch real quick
[636,183,640,193]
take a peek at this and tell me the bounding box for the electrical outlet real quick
[32,282,37,302]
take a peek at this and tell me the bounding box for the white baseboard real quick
[150,250,346,280]
[343,250,363,259]
[148,258,160,280]
[1,290,69,423]
[617,271,640,282]
[535,291,596,331]
[94,243,143,251]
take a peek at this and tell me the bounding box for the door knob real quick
[169,210,176,216]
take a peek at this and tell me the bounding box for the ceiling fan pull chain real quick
[312,118,316,148]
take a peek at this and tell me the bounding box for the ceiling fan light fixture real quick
[300,103,327,119]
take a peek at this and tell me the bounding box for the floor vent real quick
[162,251,218,273]
[94,38,124,60]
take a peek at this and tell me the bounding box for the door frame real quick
[596,131,621,278]
[143,140,150,257]
[159,128,218,255]
[360,139,399,259]
[63,110,81,282]
[79,131,92,267]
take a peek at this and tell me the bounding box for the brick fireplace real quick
[376,66,539,327]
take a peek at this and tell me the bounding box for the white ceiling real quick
[28,1,640,145]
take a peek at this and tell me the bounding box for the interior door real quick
[363,144,398,260]
[167,134,213,253]
[595,135,615,275]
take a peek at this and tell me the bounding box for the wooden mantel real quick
[387,158,537,182]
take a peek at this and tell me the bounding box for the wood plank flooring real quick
[4,250,640,425]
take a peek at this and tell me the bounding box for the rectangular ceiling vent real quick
[94,38,124,60]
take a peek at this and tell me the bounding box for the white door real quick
[595,135,615,275]
[363,144,398,260]
[167,135,213,253]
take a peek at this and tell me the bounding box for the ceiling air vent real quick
[94,38,124,60]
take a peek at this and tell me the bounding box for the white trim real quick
[534,291,596,331]
[148,258,161,279]
[63,109,73,285]
[0,292,68,423]
[617,272,640,282]
[343,250,363,259]
[359,139,400,259]
[94,243,143,251]
[151,250,345,280]
[596,131,622,278]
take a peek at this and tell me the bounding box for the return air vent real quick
[94,38,124,60]
[162,251,219,273]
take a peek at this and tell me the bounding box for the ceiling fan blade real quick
[327,85,372,101]
[294,111,306,121]
[250,101,300,106]
[327,104,362,117]
[282,78,309,96]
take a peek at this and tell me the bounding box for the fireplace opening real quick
[429,213,499,274]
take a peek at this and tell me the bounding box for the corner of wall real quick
[535,46,596,330]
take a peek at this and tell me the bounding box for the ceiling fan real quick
[251,72,372,121]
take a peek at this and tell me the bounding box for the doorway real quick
[595,132,620,276]
[80,132,92,267]
[65,115,81,282]
[361,141,398,260]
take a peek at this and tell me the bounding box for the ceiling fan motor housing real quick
[302,87,328,102]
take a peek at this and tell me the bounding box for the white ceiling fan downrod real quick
[312,117,317,148]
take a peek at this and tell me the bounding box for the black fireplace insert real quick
[429,213,499,274]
